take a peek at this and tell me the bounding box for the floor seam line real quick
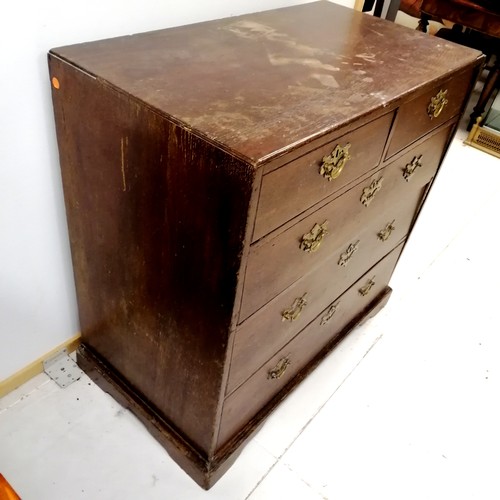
[247,333,384,498]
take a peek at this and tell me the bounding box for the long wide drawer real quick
[219,242,405,448]
[228,180,424,395]
[254,112,394,241]
[240,124,452,322]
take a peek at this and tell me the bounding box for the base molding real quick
[76,344,230,489]
[75,287,392,489]
[0,333,81,398]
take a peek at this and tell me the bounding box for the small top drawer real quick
[386,67,474,158]
[253,113,393,241]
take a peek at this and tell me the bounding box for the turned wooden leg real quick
[468,57,500,131]
[418,13,431,33]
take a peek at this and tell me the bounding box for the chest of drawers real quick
[49,1,482,489]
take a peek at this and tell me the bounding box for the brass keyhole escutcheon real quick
[300,221,328,253]
[427,89,448,119]
[377,220,396,242]
[360,177,383,207]
[403,155,423,181]
[359,277,376,297]
[338,240,360,267]
[320,301,340,326]
[281,293,308,322]
[268,357,291,380]
[320,143,352,181]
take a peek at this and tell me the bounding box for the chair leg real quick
[468,58,500,130]
[373,0,385,17]
[362,0,376,12]
[418,13,431,32]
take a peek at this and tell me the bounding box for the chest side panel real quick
[49,54,255,454]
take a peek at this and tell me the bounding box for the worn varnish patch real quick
[51,2,480,163]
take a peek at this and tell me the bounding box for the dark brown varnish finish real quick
[49,1,483,489]
[253,112,394,241]
[49,55,255,455]
[220,242,406,446]
[386,66,477,157]
[240,123,454,322]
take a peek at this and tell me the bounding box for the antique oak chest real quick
[49,1,482,489]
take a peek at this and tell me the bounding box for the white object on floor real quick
[43,348,83,388]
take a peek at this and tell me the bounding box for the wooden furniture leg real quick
[374,0,386,17]
[418,13,431,32]
[386,0,402,21]
[469,57,500,130]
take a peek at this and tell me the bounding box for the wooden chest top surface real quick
[50,1,480,163]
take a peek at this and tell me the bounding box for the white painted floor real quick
[2,72,500,500]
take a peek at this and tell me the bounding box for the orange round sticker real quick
[52,77,60,89]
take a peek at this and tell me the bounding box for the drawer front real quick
[219,243,404,447]
[254,112,394,241]
[228,184,424,394]
[391,123,453,183]
[240,125,450,322]
[386,67,473,158]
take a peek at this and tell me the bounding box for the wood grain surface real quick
[51,1,480,163]
[48,1,483,489]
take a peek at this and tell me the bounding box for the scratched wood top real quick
[51,1,480,163]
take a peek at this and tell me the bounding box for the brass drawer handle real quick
[320,143,352,181]
[427,89,448,119]
[300,221,328,253]
[359,276,376,297]
[360,177,383,207]
[338,240,359,267]
[320,301,340,326]
[281,293,308,322]
[377,220,395,242]
[403,155,423,181]
[268,357,291,380]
